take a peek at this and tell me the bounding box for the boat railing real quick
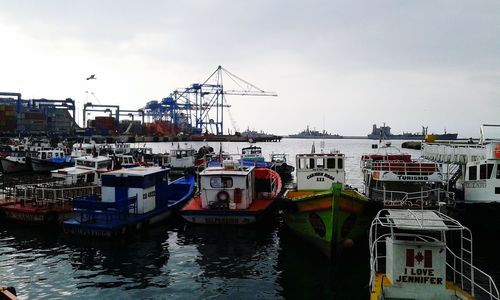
[364,160,439,175]
[422,143,486,165]
[446,246,500,300]
[14,182,101,206]
[370,187,455,207]
[73,195,138,223]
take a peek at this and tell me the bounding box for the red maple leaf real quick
[415,251,424,264]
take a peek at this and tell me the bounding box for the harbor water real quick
[1,139,498,299]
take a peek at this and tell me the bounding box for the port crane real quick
[144,66,277,135]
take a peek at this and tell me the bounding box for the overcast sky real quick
[0,1,499,137]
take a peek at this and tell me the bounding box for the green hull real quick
[283,183,371,259]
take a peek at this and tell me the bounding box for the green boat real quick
[283,150,373,259]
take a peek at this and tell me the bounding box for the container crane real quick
[148,66,277,135]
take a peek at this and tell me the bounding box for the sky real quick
[0,1,499,137]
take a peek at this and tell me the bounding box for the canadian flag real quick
[406,249,432,268]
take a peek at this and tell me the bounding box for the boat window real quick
[308,158,315,169]
[210,177,233,188]
[42,152,47,159]
[487,164,494,179]
[98,161,111,169]
[299,158,306,169]
[327,158,336,169]
[338,158,343,169]
[48,152,53,158]
[497,164,500,179]
[316,158,325,169]
[480,164,486,179]
[469,166,477,180]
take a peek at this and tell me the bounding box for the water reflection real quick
[63,225,172,290]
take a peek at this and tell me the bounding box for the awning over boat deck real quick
[377,209,464,231]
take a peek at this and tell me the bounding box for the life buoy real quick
[217,190,230,202]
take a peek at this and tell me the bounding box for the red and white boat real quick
[361,143,454,209]
[180,161,282,225]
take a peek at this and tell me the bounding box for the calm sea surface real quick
[1,139,498,299]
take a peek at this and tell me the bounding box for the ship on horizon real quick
[288,125,343,139]
[368,123,458,140]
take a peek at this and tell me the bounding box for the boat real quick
[50,155,114,185]
[168,144,198,173]
[63,167,195,237]
[282,149,372,258]
[361,143,454,209]
[369,209,499,299]
[239,145,274,168]
[270,153,295,176]
[30,149,73,172]
[0,286,17,300]
[180,161,282,225]
[288,125,343,139]
[421,125,500,226]
[0,151,31,173]
[368,123,458,140]
[0,181,100,225]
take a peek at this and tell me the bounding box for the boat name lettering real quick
[396,175,428,181]
[395,268,442,285]
[306,172,335,181]
[143,191,156,199]
[464,181,487,189]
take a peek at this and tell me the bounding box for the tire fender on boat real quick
[217,190,230,202]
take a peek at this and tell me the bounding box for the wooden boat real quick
[282,150,372,258]
[369,209,499,299]
[180,161,282,225]
[0,181,100,225]
[63,167,195,237]
[361,143,454,209]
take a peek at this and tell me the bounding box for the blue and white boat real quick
[238,145,274,168]
[63,166,195,237]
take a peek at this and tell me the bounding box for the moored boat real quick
[30,149,73,172]
[270,153,294,176]
[63,167,195,237]
[239,145,274,168]
[0,181,100,225]
[180,161,282,225]
[282,149,372,258]
[361,143,454,209]
[369,209,499,299]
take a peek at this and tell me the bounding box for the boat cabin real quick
[51,156,114,185]
[71,141,98,157]
[295,152,345,190]
[100,167,170,214]
[169,147,197,169]
[241,146,264,162]
[271,153,288,164]
[36,149,67,160]
[463,142,500,203]
[369,209,499,300]
[199,163,256,210]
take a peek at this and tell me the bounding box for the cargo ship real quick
[367,123,458,140]
[288,126,343,139]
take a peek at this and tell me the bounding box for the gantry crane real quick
[144,66,277,135]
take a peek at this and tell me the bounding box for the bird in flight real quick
[86,74,96,80]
